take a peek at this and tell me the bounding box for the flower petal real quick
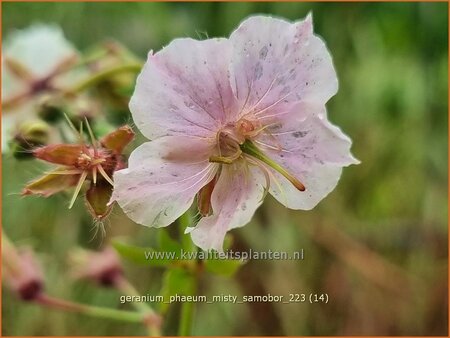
[130,38,238,140]
[112,136,218,227]
[2,25,79,151]
[187,163,265,252]
[259,109,358,210]
[229,14,337,121]
[3,24,78,79]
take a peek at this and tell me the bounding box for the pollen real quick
[238,119,256,133]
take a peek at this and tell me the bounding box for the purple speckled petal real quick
[130,38,239,140]
[257,104,358,210]
[187,163,265,251]
[112,136,218,227]
[229,14,338,122]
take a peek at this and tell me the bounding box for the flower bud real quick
[36,95,65,124]
[9,121,50,159]
[3,238,44,301]
[85,181,113,220]
[69,247,123,287]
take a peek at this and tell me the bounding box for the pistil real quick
[240,139,306,191]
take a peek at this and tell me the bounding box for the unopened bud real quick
[10,121,50,159]
[85,181,113,220]
[69,247,123,287]
[3,238,44,301]
[37,95,65,123]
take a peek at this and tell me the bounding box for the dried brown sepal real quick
[197,177,217,217]
[85,180,113,220]
[33,144,84,166]
[100,125,134,154]
[22,168,79,197]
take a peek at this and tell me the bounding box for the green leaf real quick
[204,258,245,277]
[112,240,176,267]
[157,229,182,253]
[158,268,195,314]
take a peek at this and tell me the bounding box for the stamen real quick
[244,156,271,203]
[69,171,88,209]
[209,156,233,164]
[209,146,242,164]
[255,139,282,152]
[247,155,288,206]
[242,122,275,138]
[97,165,114,186]
[240,139,305,191]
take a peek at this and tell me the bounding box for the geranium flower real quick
[2,24,80,150]
[112,14,359,251]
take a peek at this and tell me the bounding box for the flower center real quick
[208,119,306,192]
[209,118,260,164]
[75,148,115,173]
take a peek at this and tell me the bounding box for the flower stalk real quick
[178,277,197,336]
[113,275,162,336]
[67,63,142,94]
[178,210,199,336]
[35,294,146,324]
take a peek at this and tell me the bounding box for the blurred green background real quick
[2,2,448,336]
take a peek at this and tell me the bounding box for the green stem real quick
[114,276,161,336]
[66,63,143,94]
[178,276,197,336]
[35,294,144,324]
[177,210,198,336]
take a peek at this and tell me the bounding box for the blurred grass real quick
[2,2,448,336]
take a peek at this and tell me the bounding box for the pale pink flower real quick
[112,15,359,251]
[2,24,80,150]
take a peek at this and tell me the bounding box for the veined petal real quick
[112,136,218,227]
[260,105,359,166]
[130,38,238,140]
[229,14,337,121]
[268,164,343,210]
[258,109,358,210]
[187,163,265,252]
